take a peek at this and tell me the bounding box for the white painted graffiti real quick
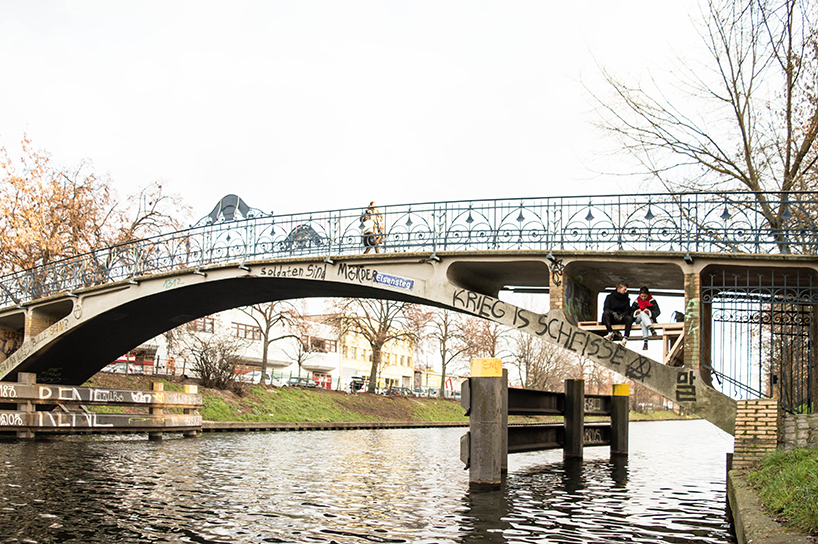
[584,397,602,412]
[0,385,17,398]
[130,391,154,404]
[584,428,603,444]
[91,389,125,403]
[0,413,23,426]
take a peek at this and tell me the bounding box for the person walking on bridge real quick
[632,285,660,351]
[602,282,633,346]
[361,201,384,254]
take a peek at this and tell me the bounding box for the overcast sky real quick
[1,1,701,222]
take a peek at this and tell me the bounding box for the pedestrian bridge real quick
[0,192,815,436]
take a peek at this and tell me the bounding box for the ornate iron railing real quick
[0,191,815,308]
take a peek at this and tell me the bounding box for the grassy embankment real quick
[746,447,818,535]
[84,372,693,424]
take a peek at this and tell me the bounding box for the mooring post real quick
[501,368,508,473]
[16,372,36,440]
[611,383,629,456]
[148,381,164,441]
[563,379,585,459]
[183,384,200,438]
[468,358,504,489]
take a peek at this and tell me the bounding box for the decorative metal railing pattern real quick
[703,268,817,413]
[0,191,815,308]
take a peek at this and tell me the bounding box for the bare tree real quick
[593,0,818,243]
[508,330,575,390]
[238,300,298,384]
[178,317,249,390]
[427,309,470,399]
[281,312,322,380]
[113,181,191,244]
[328,298,416,393]
[462,315,510,360]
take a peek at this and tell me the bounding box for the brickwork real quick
[549,270,564,312]
[733,399,779,470]
[25,312,56,339]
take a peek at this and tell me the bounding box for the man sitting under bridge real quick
[602,282,633,347]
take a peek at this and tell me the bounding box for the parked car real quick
[349,376,366,392]
[385,386,412,396]
[286,377,316,387]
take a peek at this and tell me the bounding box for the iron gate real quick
[703,268,816,414]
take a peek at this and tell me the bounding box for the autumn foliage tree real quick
[0,135,188,275]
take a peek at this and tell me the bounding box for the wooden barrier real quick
[0,373,202,439]
[461,361,629,488]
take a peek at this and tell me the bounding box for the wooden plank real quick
[0,382,202,408]
[0,410,202,430]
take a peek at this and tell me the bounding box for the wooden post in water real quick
[501,368,508,473]
[16,373,36,440]
[611,383,629,456]
[563,379,584,459]
[468,358,504,489]
[148,382,164,441]
[183,384,199,438]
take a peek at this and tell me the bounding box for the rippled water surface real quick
[0,420,735,543]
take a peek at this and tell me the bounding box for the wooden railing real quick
[0,373,202,440]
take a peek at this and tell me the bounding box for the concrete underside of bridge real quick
[0,249,815,436]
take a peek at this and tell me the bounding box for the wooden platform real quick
[578,321,685,366]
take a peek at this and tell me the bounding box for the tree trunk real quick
[368,344,383,393]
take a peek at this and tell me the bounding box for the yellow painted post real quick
[611,384,629,456]
[468,358,504,488]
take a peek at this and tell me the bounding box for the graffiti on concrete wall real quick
[564,276,594,323]
[0,329,23,360]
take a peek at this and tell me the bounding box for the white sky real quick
[1,1,702,222]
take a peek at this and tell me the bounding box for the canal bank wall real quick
[202,420,467,432]
[727,470,813,544]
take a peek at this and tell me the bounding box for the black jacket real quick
[631,297,661,321]
[602,291,631,319]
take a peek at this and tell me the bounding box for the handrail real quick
[0,191,815,307]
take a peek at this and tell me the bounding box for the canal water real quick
[0,419,735,543]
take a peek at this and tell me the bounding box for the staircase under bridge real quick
[0,191,815,436]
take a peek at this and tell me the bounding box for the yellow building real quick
[339,332,414,391]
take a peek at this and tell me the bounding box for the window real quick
[351,347,357,359]
[190,317,215,333]
[234,322,262,340]
[307,337,338,353]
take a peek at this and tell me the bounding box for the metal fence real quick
[0,191,816,308]
[703,268,817,413]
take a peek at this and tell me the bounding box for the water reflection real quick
[0,420,734,543]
